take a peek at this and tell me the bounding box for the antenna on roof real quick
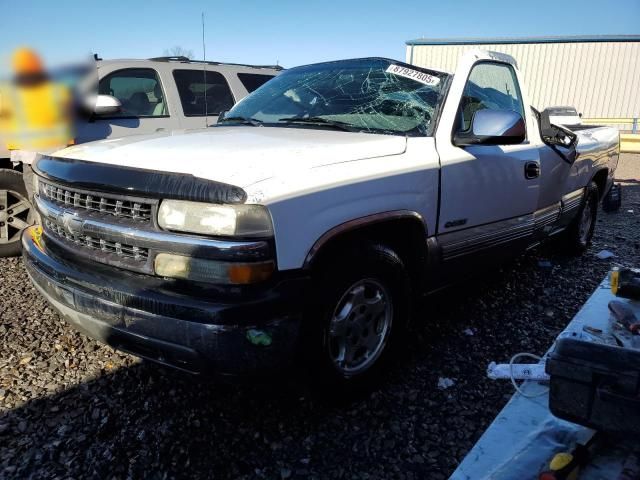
[202,11,208,127]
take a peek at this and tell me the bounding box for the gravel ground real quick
[1,154,639,479]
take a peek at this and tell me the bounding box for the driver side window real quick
[458,62,524,132]
[98,68,168,118]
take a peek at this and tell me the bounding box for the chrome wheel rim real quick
[0,189,33,245]
[327,279,393,376]
[578,200,593,244]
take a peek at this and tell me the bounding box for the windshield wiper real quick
[219,116,263,126]
[277,116,355,132]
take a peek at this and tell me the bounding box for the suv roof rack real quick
[149,55,191,62]
[148,56,283,70]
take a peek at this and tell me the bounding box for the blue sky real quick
[1,0,639,70]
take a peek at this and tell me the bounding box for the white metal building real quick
[405,35,640,125]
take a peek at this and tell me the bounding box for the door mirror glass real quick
[454,109,526,146]
[88,94,122,115]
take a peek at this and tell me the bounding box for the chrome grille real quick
[44,219,149,261]
[40,181,153,222]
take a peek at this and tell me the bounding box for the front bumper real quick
[22,227,309,376]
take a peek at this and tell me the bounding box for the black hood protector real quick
[33,156,248,204]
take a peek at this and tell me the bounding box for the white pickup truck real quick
[23,50,618,390]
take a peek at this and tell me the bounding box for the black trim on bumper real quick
[34,156,248,204]
[22,228,309,376]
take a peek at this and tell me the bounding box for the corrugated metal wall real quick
[406,41,640,119]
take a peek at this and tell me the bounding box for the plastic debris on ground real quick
[246,329,272,346]
[437,377,455,390]
[538,260,553,268]
[596,250,616,260]
[464,328,475,336]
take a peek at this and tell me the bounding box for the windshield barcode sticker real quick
[386,65,440,86]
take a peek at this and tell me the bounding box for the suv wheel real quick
[307,243,410,392]
[0,169,34,257]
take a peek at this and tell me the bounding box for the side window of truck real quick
[173,70,235,116]
[237,73,275,93]
[99,68,168,118]
[457,62,525,132]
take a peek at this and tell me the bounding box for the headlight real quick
[158,200,273,237]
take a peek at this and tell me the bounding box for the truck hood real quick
[54,127,407,188]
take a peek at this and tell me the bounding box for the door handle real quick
[525,161,540,179]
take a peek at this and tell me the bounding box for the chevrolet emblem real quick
[60,211,84,236]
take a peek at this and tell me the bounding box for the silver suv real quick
[78,56,282,141]
[0,56,282,256]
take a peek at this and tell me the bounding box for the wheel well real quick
[591,168,609,199]
[307,216,429,289]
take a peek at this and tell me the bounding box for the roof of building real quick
[406,34,640,46]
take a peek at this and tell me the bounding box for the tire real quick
[562,181,599,255]
[0,168,35,257]
[306,243,411,394]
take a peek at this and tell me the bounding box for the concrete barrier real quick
[620,134,640,154]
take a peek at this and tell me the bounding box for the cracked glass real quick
[221,58,449,136]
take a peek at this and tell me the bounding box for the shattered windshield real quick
[221,58,448,136]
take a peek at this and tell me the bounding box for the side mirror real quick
[539,107,578,164]
[540,108,578,146]
[90,94,122,115]
[454,109,526,146]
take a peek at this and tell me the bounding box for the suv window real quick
[237,73,275,93]
[173,70,235,116]
[99,68,167,117]
[458,62,524,132]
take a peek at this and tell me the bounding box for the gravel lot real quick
[1,154,639,479]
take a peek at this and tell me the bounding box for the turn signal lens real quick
[228,262,275,284]
[154,253,274,285]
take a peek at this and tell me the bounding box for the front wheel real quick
[307,243,410,393]
[0,169,35,257]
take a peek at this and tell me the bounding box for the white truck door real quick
[434,51,541,261]
[75,67,176,143]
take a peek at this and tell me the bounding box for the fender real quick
[303,210,428,269]
[588,166,611,198]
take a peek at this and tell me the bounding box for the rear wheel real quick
[562,181,599,255]
[0,169,34,257]
[307,243,410,393]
